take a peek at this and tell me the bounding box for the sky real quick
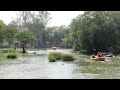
[48,11,84,26]
[0,11,84,27]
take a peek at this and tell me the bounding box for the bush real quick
[48,52,62,62]
[0,42,9,47]
[49,56,57,62]
[62,54,74,61]
[6,52,19,59]
[73,44,80,51]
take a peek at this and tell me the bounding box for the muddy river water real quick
[0,49,120,79]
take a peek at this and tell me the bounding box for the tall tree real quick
[70,11,120,54]
[4,22,19,46]
[15,11,51,48]
[16,29,34,53]
[0,20,6,44]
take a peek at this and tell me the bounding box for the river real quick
[0,49,120,79]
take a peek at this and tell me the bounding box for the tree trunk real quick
[22,45,26,53]
[14,45,16,50]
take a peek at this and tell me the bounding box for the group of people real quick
[92,51,113,58]
[97,52,105,57]
[92,52,104,58]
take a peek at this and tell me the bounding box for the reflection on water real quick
[0,49,120,79]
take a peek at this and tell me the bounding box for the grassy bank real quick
[0,49,28,60]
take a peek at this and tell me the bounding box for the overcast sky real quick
[0,11,84,27]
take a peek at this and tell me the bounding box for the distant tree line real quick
[1,11,120,54]
[0,11,73,50]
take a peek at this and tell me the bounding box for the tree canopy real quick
[70,11,120,54]
[0,11,120,54]
[16,29,34,53]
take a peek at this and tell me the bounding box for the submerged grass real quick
[74,53,120,74]
[48,52,62,62]
[0,53,6,60]
[62,54,74,61]
[73,54,90,60]
[82,67,105,74]
[6,52,19,59]
[0,50,22,53]
[48,52,75,62]
[0,49,29,60]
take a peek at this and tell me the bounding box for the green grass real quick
[62,54,74,61]
[0,50,22,53]
[48,52,75,62]
[48,52,62,62]
[0,53,6,60]
[6,52,19,59]
[0,50,21,60]
[49,56,57,62]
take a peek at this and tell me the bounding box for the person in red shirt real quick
[97,52,103,57]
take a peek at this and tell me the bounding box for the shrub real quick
[49,56,57,62]
[6,52,19,59]
[73,44,80,51]
[48,52,62,62]
[62,54,74,61]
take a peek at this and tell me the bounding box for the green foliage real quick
[16,30,35,53]
[48,56,57,62]
[4,24,19,46]
[45,26,73,48]
[0,42,9,47]
[16,30,34,45]
[0,20,20,47]
[2,50,15,53]
[70,11,120,54]
[48,52,62,62]
[0,20,6,44]
[73,43,80,51]
[62,54,74,61]
[62,38,69,48]
[0,50,22,53]
[16,11,51,48]
[14,41,19,45]
[80,50,88,53]
[6,52,19,59]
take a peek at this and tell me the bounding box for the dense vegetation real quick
[62,54,74,61]
[0,11,120,54]
[0,11,73,51]
[48,52,62,62]
[70,11,120,54]
[48,52,74,62]
[6,52,19,59]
